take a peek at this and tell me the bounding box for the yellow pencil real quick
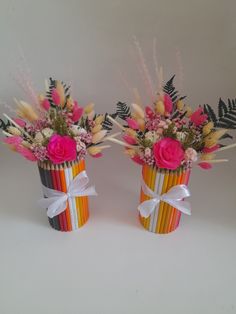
[156,169,169,233]
[72,160,82,227]
[160,171,173,233]
[164,169,179,233]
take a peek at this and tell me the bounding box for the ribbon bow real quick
[38,171,97,218]
[138,181,191,218]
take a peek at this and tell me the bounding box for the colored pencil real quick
[69,162,79,229]
[163,169,179,233]
[73,161,82,227]
[46,163,60,231]
[55,165,67,231]
[59,164,72,231]
[168,168,183,232]
[156,170,169,233]
[38,163,54,229]
[148,165,156,231]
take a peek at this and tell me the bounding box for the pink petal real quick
[16,146,37,161]
[13,118,26,127]
[164,94,173,114]
[131,155,144,165]
[51,88,61,105]
[72,103,84,122]
[126,118,139,130]
[202,145,220,153]
[41,99,50,111]
[198,162,212,170]
[123,134,137,145]
[91,153,103,158]
[145,106,155,118]
[190,107,208,126]
[2,136,22,146]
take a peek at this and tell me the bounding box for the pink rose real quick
[47,134,77,164]
[153,137,184,170]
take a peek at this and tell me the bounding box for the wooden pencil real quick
[168,168,183,232]
[72,160,82,227]
[59,164,72,231]
[164,169,179,233]
[38,163,54,229]
[55,165,67,231]
[156,170,169,233]
[148,165,156,231]
[81,159,89,223]
[46,163,60,231]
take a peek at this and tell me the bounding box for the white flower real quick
[145,131,160,142]
[75,137,86,151]
[176,132,187,142]
[144,147,152,157]
[78,128,87,135]
[184,148,198,162]
[34,132,44,144]
[70,125,80,136]
[42,128,54,138]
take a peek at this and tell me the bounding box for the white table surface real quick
[0,145,236,314]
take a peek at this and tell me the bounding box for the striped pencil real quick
[55,165,67,231]
[59,164,72,231]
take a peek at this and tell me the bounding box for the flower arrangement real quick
[108,76,236,171]
[0,78,116,164]
[108,72,236,234]
[0,78,118,232]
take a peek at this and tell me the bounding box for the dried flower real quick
[131,103,145,119]
[155,100,165,115]
[16,100,38,122]
[7,126,21,136]
[42,128,54,138]
[92,130,107,143]
[34,132,44,144]
[84,102,94,114]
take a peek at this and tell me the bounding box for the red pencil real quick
[50,164,64,231]
[55,165,68,231]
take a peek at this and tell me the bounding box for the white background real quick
[0,1,236,313]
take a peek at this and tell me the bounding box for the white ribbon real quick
[138,181,191,218]
[38,171,97,218]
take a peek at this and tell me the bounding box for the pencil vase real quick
[38,159,89,231]
[139,165,191,234]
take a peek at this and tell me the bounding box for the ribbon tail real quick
[138,199,160,218]
[38,195,68,218]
